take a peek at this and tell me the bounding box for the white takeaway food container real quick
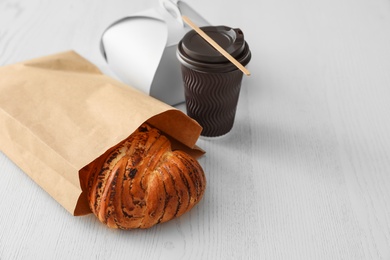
[100,0,209,105]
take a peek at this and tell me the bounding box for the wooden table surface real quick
[1,0,390,259]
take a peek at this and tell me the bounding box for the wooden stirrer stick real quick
[182,15,251,76]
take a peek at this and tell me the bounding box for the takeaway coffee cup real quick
[177,26,251,137]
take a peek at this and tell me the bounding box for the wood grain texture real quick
[1,0,390,259]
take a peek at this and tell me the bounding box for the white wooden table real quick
[1,0,390,259]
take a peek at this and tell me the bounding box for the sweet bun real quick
[87,123,206,229]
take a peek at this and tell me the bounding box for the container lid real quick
[177,26,251,72]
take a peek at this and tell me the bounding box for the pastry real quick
[87,123,206,229]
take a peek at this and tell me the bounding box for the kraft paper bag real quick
[0,50,203,216]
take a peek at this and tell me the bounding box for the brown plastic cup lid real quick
[177,26,251,73]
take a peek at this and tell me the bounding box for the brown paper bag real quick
[0,50,203,216]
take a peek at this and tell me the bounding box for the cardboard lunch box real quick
[100,0,209,106]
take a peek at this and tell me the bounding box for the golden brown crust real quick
[87,123,206,229]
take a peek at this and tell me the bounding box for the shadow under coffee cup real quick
[177,26,251,137]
